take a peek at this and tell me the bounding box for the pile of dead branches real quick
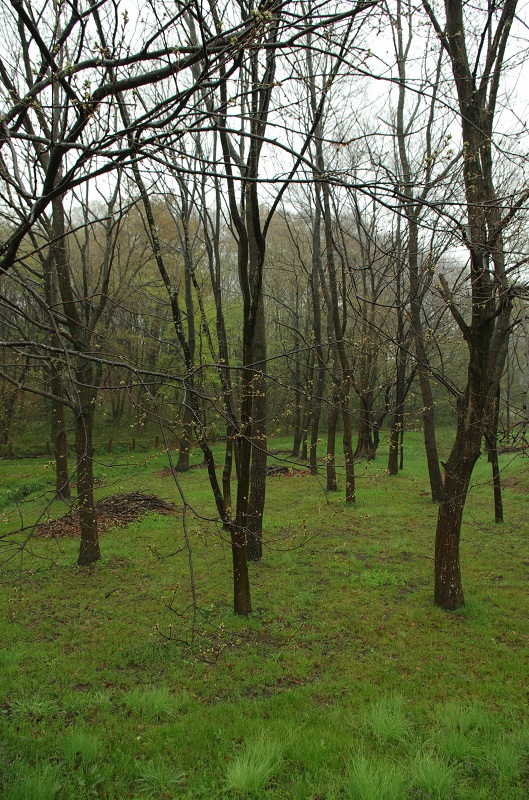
[36,492,178,539]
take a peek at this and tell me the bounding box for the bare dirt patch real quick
[266,465,310,477]
[36,492,178,539]
[500,474,528,494]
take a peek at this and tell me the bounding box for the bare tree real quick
[422,0,527,608]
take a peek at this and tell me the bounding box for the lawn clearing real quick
[1,433,528,798]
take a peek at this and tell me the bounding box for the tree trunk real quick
[50,364,70,500]
[434,470,467,609]
[422,0,517,607]
[418,364,444,500]
[247,298,267,562]
[300,401,310,461]
[43,241,70,499]
[388,418,401,476]
[409,222,444,500]
[309,203,325,476]
[434,397,483,609]
[341,380,356,503]
[291,373,303,457]
[223,433,234,519]
[230,522,252,615]
[326,378,339,491]
[394,3,444,502]
[309,375,323,476]
[75,368,100,567]
[388,361,405,476]
[309,397,323,475]
[485,391,503,523]
[355,394,376,459]
[176,395,194,471]
[389,264,407,476]
[490,444,503,525]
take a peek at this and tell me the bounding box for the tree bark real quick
[175,398,194,472]
[308,200,325,475]
[355,393,376,460]
[247,297,267,562]
[75,364,100,566]
[423,0,517,608]
[434,397,483,607]
[485,391,503,523]
[50,365,70,500]
[326,374,339,491]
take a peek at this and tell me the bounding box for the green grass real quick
[408,752,460,799]
[3,764,62,800]
[362,693,411,743]
[344,752,408,799]
[0,430,528,798]
[135,759,186,796]
[225,735,283,795]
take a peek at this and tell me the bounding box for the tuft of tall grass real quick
[363,694,411,743]
[225,735,283,795]
[434,728,479,764]
[437,701,490,736]
[122,686,189,721]
[483,734,521,785]
[408,751,460,799]
[344,751,407,799]
[61,730,102,765]
[9,692,59,719]
[135,759,186,796]
[4,764,61,800]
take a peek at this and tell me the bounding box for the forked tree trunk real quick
[423,0,517,610]
[355,394,376,459]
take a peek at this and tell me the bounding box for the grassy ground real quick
[1,430,528,799]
